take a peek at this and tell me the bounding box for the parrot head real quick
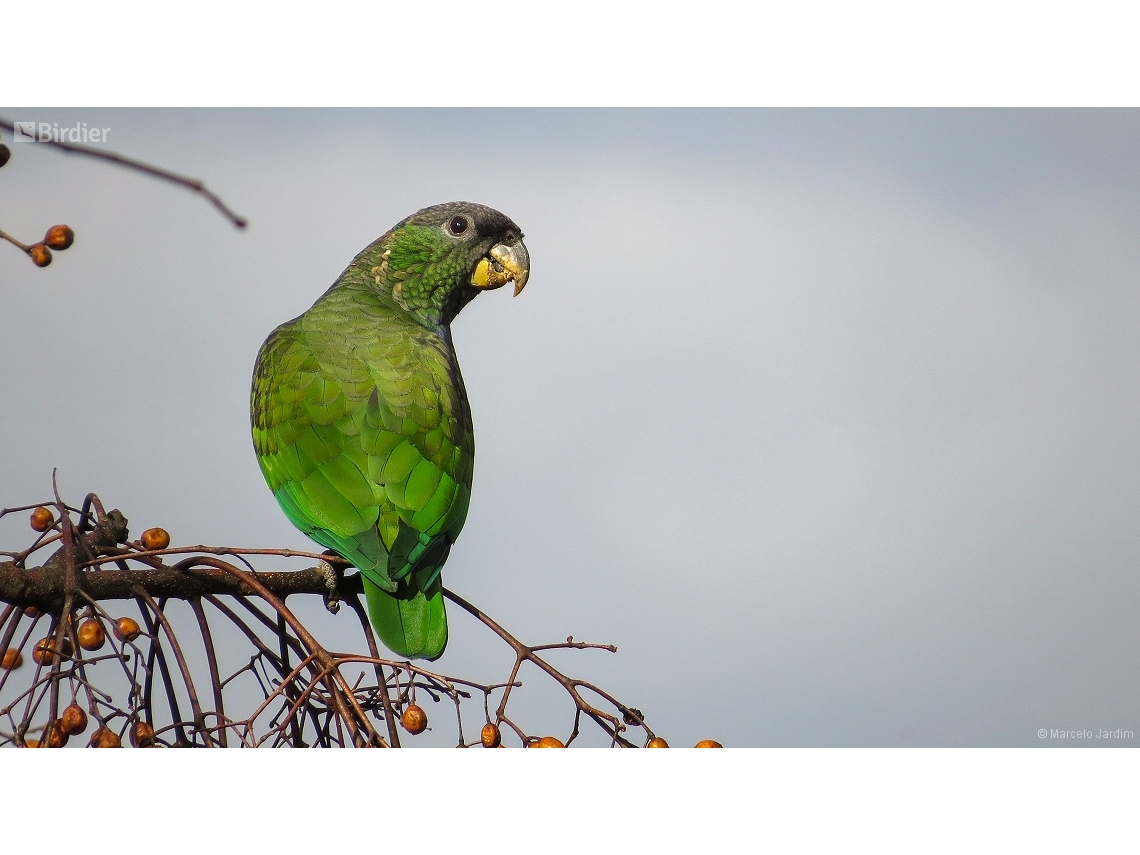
[373,201,530,327]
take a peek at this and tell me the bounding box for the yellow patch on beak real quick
[470,240,530,296]
[470,257,497,288]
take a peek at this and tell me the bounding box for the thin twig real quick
[0,116,247,229]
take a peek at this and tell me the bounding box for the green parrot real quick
[251,202,529,660]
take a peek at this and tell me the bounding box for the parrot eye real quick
[447,216,470,236]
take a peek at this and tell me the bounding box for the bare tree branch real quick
[0,116,247,229]
[0,490,680,748]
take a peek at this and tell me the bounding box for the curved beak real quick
[471,239,531,296]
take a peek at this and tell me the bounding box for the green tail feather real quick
[363,574,448,661]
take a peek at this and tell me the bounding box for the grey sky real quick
[1,109,1137,746]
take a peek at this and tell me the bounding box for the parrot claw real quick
[317,559,342,614]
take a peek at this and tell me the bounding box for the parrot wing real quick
[251,309,473,596]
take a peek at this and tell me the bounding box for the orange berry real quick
[43,720,69,748]
[29,244,52,267]
[30,506,55,532]
[24,739,39,748]
[24,605,41,618]
[530,736,565,748]
[695,740,723,748]
[61,704,88,736]
[401,704,427,735]
[646,737,669,748]
[89,727,122,748]
[141,528,170,551]
[77,618,106,651]
[114,617,141,642]
[480,722,502,748]
[1,648,22,669]
[43,224,74,250]
[130,721,156,748]
[32,636,73,666]
[31,641,51,666]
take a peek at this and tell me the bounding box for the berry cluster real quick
[3,494,725,748]
[0,141,75,267]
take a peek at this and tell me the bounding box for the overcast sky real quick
[1,109,1137,746]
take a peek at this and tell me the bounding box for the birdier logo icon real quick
[12,121,110,144]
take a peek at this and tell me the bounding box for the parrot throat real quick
[368,225,481,329]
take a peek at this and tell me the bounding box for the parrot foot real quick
[317,558,342,614]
